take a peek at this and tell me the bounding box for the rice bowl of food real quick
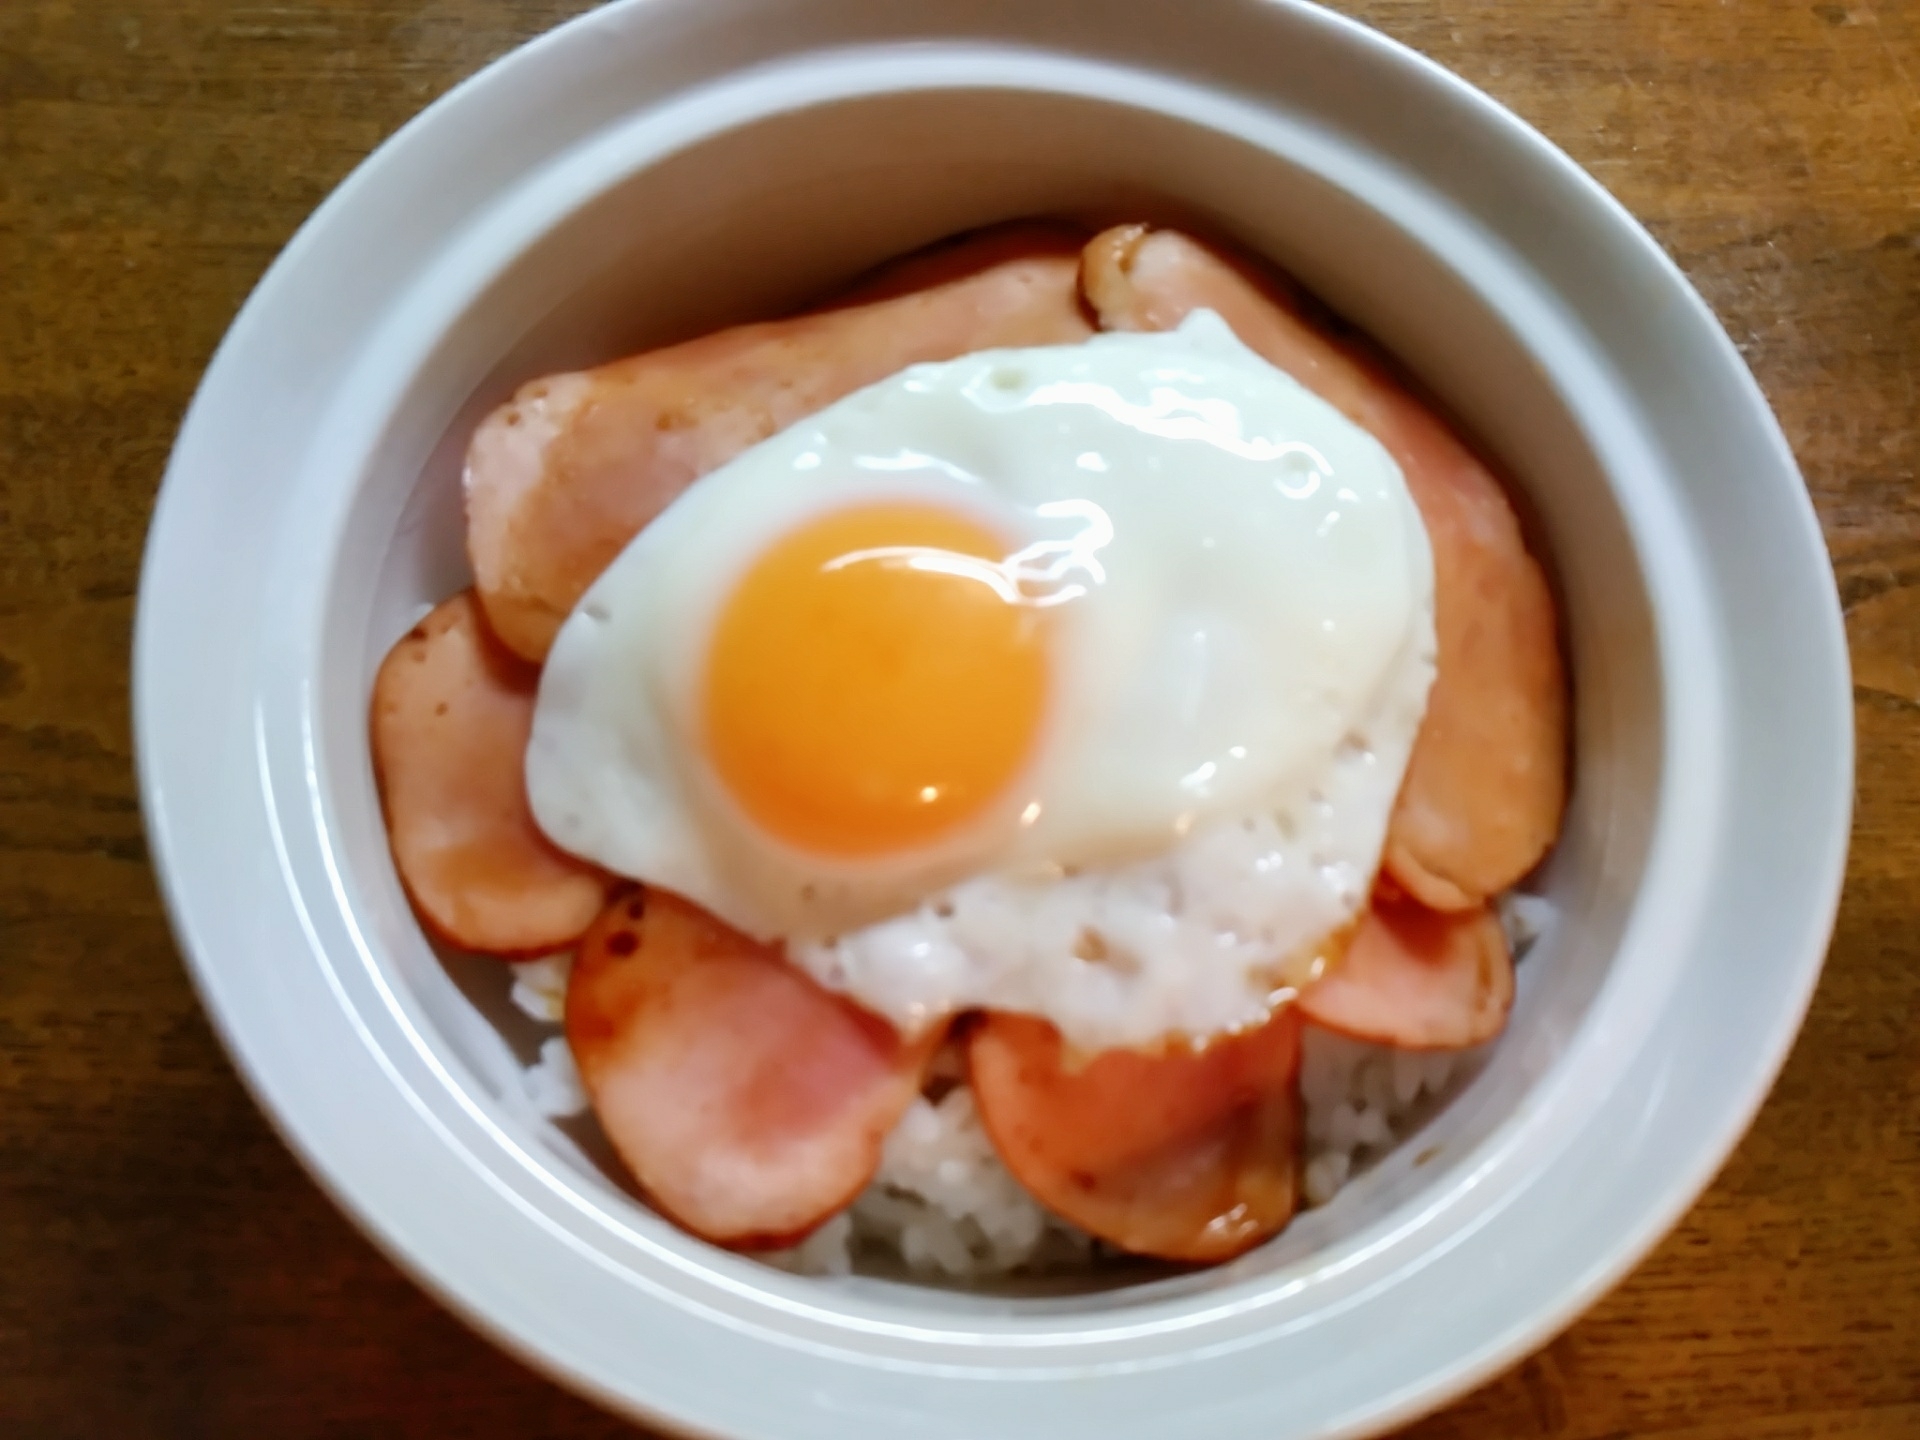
[134,1,1852,1437]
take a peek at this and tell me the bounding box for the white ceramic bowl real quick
[135,2,1852,1436]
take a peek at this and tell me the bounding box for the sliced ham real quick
[1297,899,1514,1050]
[565,888,941,1247]
[369,592,609,955]
[967,1008,1302,1263]
[467,222,1098,661]
[1082,224,1568,910]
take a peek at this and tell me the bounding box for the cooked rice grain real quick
[509,952,574,1024]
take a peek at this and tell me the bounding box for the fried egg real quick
[527,311,1435,1050]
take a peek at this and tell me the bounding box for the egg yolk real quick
[703,503,1049,857]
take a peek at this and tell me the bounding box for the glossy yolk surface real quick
[702,503,1049,857]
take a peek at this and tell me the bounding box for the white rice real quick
[771,1085,1096,1278]
[514,892,1552,1278]
[522,1035,590,1119]
[1296,1027,1472,1207]
[509,952,574,1024]
[1497,890,1556,956]
[506,953,591,1119]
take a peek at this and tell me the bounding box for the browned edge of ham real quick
[968,1007,1303,1263]
[1298,898,1514,1050]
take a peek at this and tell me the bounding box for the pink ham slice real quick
[1298,899,1514,1050]
[467,222,1099,661]
[565,888,942,1248]
[369,591,609,955]
[1081,224,1568,911]
[967,1008,1302,1263]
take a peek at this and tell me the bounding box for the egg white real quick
[528,311,1435,1048]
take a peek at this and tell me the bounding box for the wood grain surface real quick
[2,2,1915,1436]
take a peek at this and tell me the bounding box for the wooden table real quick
[3,2,1914,1435]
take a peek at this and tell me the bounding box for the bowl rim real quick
[135,2,1853,1437]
